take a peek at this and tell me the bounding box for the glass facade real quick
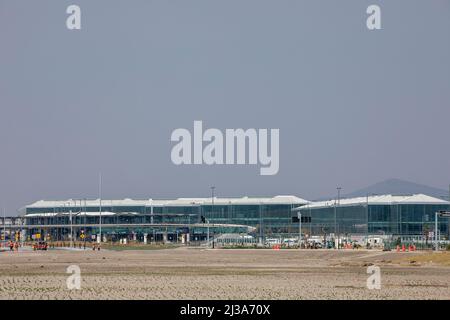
[23,196,450,241]
[23,199,303,241]
[299,203,450,239]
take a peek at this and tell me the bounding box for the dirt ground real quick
[0,247,449,300]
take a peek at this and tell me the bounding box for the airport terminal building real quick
[19,194,450,243]
[295,194,450,241]
[21,196,308,242]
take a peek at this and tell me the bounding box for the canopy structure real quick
[293,194,449,211]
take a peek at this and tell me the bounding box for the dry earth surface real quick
[0,247,449,300]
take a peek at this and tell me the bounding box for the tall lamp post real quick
[70,209,73,248]
[337,187,341,205]
[3,208,6,247]
[335,187,342,249]
[211,186,215,209]
[84,198,87,249]
[206,219,210,247]
[298,212,302,247]
[99,173,102,245]
[210,186,215,248]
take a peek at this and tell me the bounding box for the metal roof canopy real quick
[293,194,450,211]
[24,195,309,212]
[24,211,200,218]
[14,223,257,232]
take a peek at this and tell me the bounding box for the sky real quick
[1,0,450,214]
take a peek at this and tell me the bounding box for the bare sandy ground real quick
[0,247,449,300]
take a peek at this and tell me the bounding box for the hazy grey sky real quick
[1,0,450,213]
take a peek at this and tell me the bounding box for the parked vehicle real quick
[265,238,281,246]
[33,241,48,251]
[283,238,297,246]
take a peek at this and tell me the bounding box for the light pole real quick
[206,219,210,248]
[211,186,215,211]
[84,198,87,249]
[63,202,67,244]
[3,208,6,247]
[336,187,342,249]
[210,186,215,248]
[298,212,302,248]
[70,209,73,248]
[366,193,369,242]
[435,211,438,252]
[334,202,337,248]
[99,173,102,245]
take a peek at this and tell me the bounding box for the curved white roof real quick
[24,211,119,217]
[25,195,309,210]
[295,194,449,211]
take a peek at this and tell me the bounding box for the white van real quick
[265,238,281,246]
[283,238,297,246]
